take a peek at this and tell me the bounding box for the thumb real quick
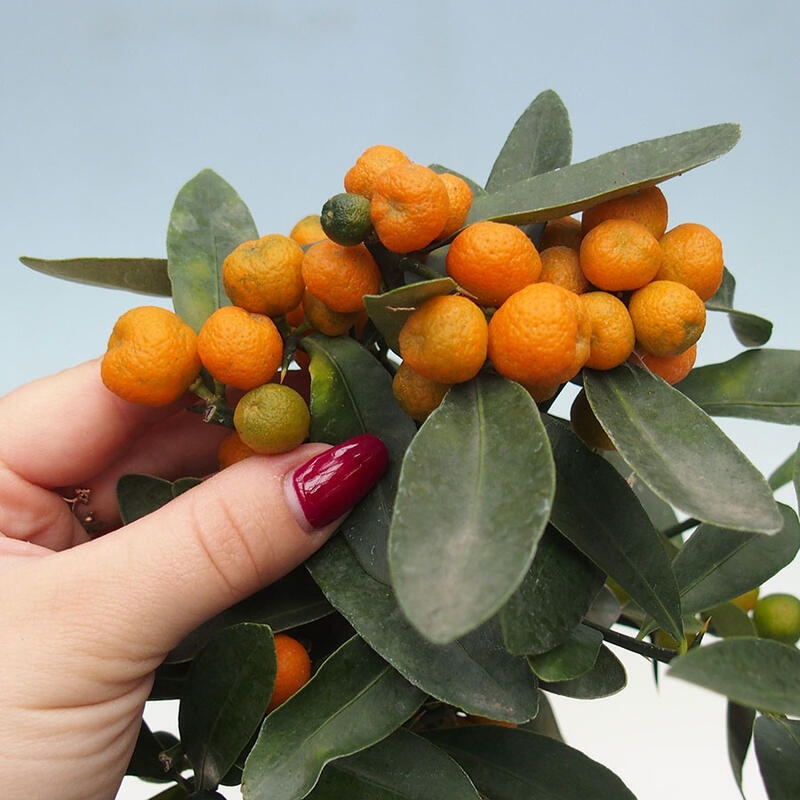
[39,434,388,666]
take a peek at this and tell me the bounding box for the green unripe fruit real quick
[320,192,373,246]
[752,593,800,645]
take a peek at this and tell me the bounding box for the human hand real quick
[0,360,388,800]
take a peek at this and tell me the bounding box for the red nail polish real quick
[291,434,390,530]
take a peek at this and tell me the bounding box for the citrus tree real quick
[23,89,800,800]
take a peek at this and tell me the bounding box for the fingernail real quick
[287,434,390,531]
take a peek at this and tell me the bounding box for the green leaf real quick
[585,362,783,533]
[429,164,486,196]
[308,728,480,799]
[426,726,637,800]
[676,349,800,425]
[363,277,457,354]
[126,723,180,782]
[543,415,684,643]
[145,785,191,800]
[500,526,605,655]
[304,334,416,583]
[727,701,755,795]
[166,169,258,331]
[540,644,627,699]
[117,474,176,524]
[668,638,800,715]
[179,623,276,790]
[673,504,800,615]
[241,635,425,800]
[754,715,800,800]
[20,256,171,296]
[706,602,757,639]
[467,122,740,225]
[707,268,773,348]
[484,89,572,192]
[528,623,603,682]
[768,447,799,492]
[390,374,555,644]
[308,536,540,723]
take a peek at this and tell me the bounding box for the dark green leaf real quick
[304,334,416,583]
[390,374,555,644]
[707,268,773,348]
[754,715,800,800]
[706,602,757,639]
[485,89,572,192]
[308,536,540,723]
[126,722,180,782]
[668,638,800,714]
[308,728,480,799]
[179,623,276,790]
[241,635,425,800]
[544,415,684,643]
[20,256,171,296]
[541,644,627,699]
[528,624,603,682]
[673,505,800,614]
[145,785,191,800]
[117,474,175,524]
[166,169,258,331]
[429,164,486,196]
[500,526,605,655]
[426,726,637,800]
[522,690,564,741]
[768,448,799,492]
[676,349,800,425]
[585,363,783,533]
[727,701,755,795]
[467,122,740,225]
[363,277,457,355]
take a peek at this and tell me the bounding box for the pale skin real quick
[0,360,338,799]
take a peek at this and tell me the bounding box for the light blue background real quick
[2,3,797,799]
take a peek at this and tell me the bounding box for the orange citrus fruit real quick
[487,282,591,386]
[344,144,411,199]
[579,218,663,291]
[657,222,724,301]
[217,431,257,470]
[438,172,474,238]
[398,294,488,384]
[320,192,373,246]
[570,388,615,451]
[538,245,591,295]
[233,382,310,454]
[445,220,542,307]
[581,185,669,239]
[302,288,361,337]
[392,361,452,421]
[267,633,312,712]
[101,305,201,407]
[580,291,635,370]
[222,234,305,317]
[370,163,450,253]
[197,305,284,391]
[301,239,382,313]
[539,215,583,251]
[635,343,697,384]
[628,280,707,357]
[289,214,327,246]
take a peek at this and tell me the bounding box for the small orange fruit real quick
[101,305,201,407]
[579,218,663,291]
[289,214,327,246]
[538,245,592,295]
[370,163,450,253]
[487,282,591,386]
[392,361,452,421]
[580,291,636,370]
[657,222,724,301]
[222,234,305,318]
[217,431,257,470]
[267,633,312,712]
[398,294,488,384]
[581,185,669,239]
[233,382,311,454]
[438,172,474,238]
[570,388,615,451]
[284,302,306,329]
[628,280,707,358]
[197,306,284,391]
[539,215,583,251]
[302,288,361,337]
[635,342,698,385]
[301,239,382,314]
[344,144,411,199]
[445,220,542,307]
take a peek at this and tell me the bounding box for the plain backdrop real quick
[2,3,798,799]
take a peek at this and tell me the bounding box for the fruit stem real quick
[582,619,679,664]
[662,516,700,538]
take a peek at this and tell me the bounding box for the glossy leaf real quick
[117,474,176,524]
[426,726,636,800]
[467,122,740,225]
[754,715,800,800]
[166,169,258,331]
[707,269,773,348]
[528,623,603,682]
[241,635,425,800]
[484,89,572,192]
[20,256,171,296]
[668,638,800,715]
[676,349,800,425]
[500,526,605,655]
[308,536,540,723]
[544,415,684,643]
[308,728,480,799]
[305,334,416,583]
[727,701,755,795]
[584,363,783,533]
[673,504,800,614]
[179,623,276,790]
[390,374,555,644]
[541,644,627,699]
